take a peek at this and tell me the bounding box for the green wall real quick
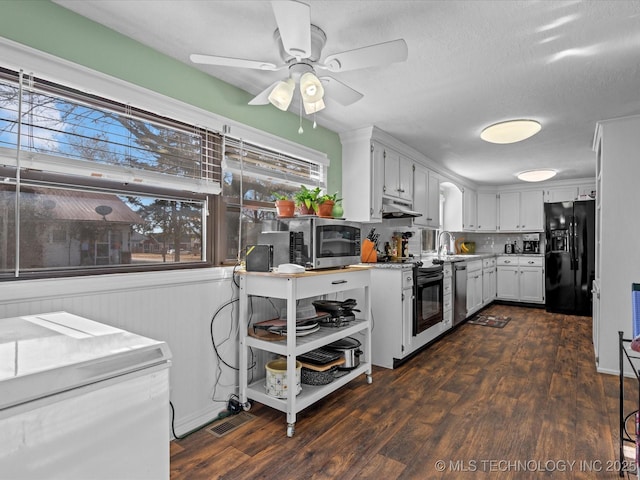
[0,0,342,193]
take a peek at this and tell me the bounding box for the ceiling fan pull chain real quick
[313,112,317,129]
[298,99,304,134]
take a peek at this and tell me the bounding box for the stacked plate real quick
[268,320,319,336]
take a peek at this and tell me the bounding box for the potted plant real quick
[316,192,340,217]
[272,192,295,218]
[293,185,321,215]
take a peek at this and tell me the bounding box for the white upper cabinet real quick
[545,187,578,203]
[519,190,544,230]
[340,129,384,222]
[413,164,440,228]
[383,147,413,202]
[498,190,543,232]
[462,188,477,231]
[476,192,497,231]
[544,183,596,203]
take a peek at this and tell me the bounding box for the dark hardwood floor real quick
[170,304,638,479]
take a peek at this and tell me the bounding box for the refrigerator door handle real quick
[570,218,578,270]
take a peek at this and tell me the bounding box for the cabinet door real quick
[463,188,477,230]
[412,164,429,227]
[545,187,577,203]
[519,190,543,231]
[497,266,519,300]
[483,268,496,303]
[427,173,440,227]
[474,274,483,310]
[383,148,401,198]
[498,192,520,231]
[402,287,414,351]
[398,157,413,201]
[519,266,544,302]
[413,165,440,228]
[467,271,482,313]
[477,193,497,231]
[370,143,384,220]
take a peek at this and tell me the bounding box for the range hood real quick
[381,198,422,219]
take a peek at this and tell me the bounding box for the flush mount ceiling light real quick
[481,119,542,144]
[516,169,557,182]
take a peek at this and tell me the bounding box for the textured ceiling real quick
[53,0,640,185]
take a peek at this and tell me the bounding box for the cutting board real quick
[298,357,345,371]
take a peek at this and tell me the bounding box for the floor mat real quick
[468,315,511,328]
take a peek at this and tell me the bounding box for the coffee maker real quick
[522,233,540,253]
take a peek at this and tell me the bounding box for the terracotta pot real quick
[297,203,316,216]
[317,200,335,218]
[275,200,295,218]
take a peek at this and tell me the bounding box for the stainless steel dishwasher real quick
[453,262,467,326]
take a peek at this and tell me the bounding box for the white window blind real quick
[223,136,324,189]
[0,67,222,194]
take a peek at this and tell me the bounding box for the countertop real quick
[420,252,543,264]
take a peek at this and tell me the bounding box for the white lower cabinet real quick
[238,267,372,437]
[496,256,544,303]
[466,260,483,315]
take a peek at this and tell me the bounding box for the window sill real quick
[0,267,237,304]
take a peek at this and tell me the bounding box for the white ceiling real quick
[53,0,640,185]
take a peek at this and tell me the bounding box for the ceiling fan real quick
[190,0,408,116]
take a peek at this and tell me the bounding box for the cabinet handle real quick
[504,260,511,264]
[522,225,525,228]
[331,280,348,285]
[528,261,534,264]
[398,188,405,193]
[427,218,432,221]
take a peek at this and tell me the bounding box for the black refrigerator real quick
[544,200,595,315]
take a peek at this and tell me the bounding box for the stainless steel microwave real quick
[259,217,361,269]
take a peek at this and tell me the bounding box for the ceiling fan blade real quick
[190,54,283,71]
[319,76,364,106]
[248,81,281,105]
[271,0,311,59]
[320,39,408,73]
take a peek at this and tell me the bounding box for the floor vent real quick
[206,412,255,438]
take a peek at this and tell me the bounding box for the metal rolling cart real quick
[618,331,640,478]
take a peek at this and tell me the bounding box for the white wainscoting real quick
[0,268,280,437]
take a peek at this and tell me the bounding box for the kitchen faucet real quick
[438,231,454,256]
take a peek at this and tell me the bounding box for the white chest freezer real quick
[0,311,172,480]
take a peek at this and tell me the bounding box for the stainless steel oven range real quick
[414,264,444,335]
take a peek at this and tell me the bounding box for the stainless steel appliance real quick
[259,217,361,269]
[453,262,468,325]
[544,200,595,315]
[523,233,540,253]
[414,264,444,335]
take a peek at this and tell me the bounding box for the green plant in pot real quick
[293,185,321,215]
[316,192,341,218]
[272,192,295,218]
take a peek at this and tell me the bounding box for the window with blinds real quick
[219,137,325,263]
[0,67,221,193]
[0,66,221,278]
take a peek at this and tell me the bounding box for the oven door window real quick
[316,225,360,258]
[415,276,443,335]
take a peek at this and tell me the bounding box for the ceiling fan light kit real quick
[481,119,542,144]
[303,98,325,115]
[189,0,408,125]
[516,169,557,182]
[267,78,296,111]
